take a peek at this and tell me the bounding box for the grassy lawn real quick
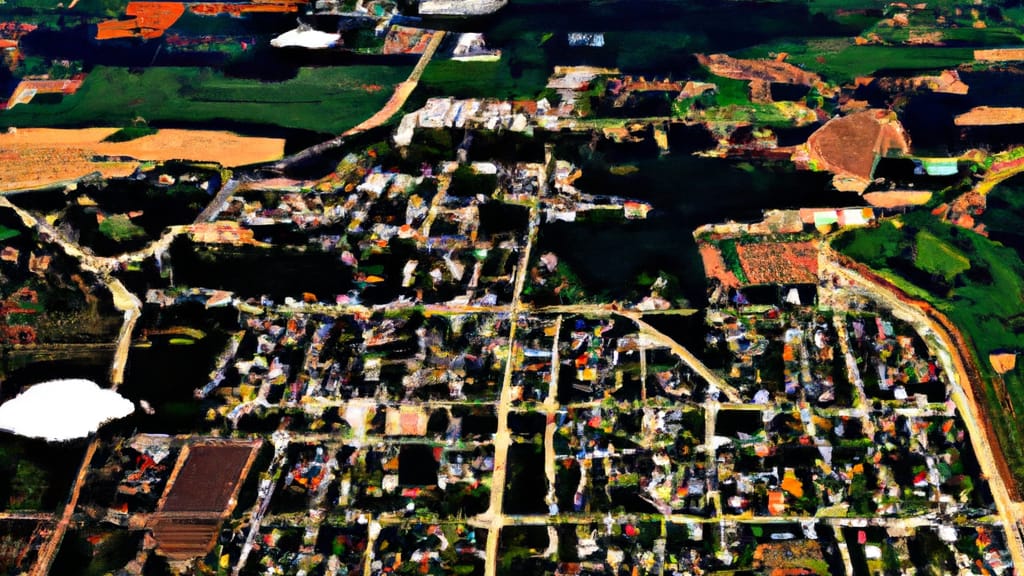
[834,211,1024,487]
[914,229,970,282]
[710,75,753,106]
[0,65,413,134]
[786,43,973,81]
[807,0,968,19]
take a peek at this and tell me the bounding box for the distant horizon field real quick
[0,65,413,135]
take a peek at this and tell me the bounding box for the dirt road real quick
[275,30,446,171]
[483,205,538,576]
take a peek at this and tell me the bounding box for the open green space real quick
[914,229,970,282]
[672,73,815,127]
[0,226,21,242]
[868,24,1024,46]
[708,76,752,107]
[806,0,960,11]
[794,42,973,81]
[834,211,1024,487]
[0,65,413,135]
[98,214,146,242]
[416,60,548,101]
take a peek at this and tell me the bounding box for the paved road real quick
[482,205,538,576]
[31,441,98,576]
[194,178,240,224]
[631,315,742,402]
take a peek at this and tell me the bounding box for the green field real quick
[869,24,1024,46]
[0,0,125,16]
[835,211,1024,488]
[416,60,549,101]
[983,172,1024,239]
[707,75,752,106]
[98,214,146,242]
[672,73,814,127]
[0,65,413,135]
[914,229,971,282]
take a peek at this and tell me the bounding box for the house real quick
[765,490,786,516]
[385,406,428,436]
[5,76,85,109]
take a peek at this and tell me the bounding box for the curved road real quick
[819,245,1024,571]
[274,30,446,171]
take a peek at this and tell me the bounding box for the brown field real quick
[954,106,1024,126]
[160,443,254,513]
[697,53,821,87]
[698,243,740,288]
[991,352,1017,375]
[975,48,1024,62]
[736,241,819,285]
[150,441,259,560]
[149,518,222,560]
[0,128,285,192]
[805,109,910,193]
[863,190,933,208]
[96,2,185,40]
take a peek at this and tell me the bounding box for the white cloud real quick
[0,379,134,441]
[270,29,341,49]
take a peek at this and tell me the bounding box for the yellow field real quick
[0,128,285,192]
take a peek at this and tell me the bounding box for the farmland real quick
[0,127,284,191]
[416,60,548,101]
[0,65,412,135]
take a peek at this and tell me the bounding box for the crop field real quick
[0,66,413,135]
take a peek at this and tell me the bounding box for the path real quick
[341,31,446,137]
[232,431,289,576]
[631,315,742,403]
[194,178,240,224]
[107,279,141,386]
[26,282,138,576]
[31,440,98,576]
